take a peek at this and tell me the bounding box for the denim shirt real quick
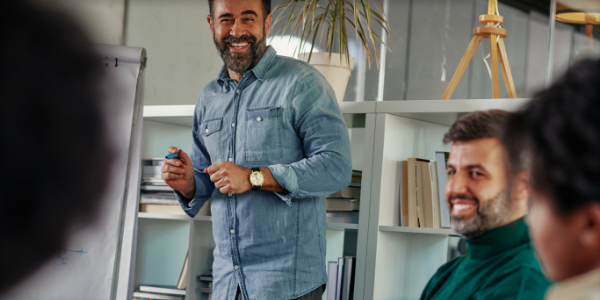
[176,46,352,300]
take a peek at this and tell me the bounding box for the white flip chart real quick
[4,44,146,300]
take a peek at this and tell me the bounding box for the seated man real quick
[504,58,600,300]
[420,110,550,300]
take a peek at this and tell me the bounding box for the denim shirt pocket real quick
[199,118,223,161]
[244,107,283,162]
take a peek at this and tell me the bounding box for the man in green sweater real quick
[420,110,550,300]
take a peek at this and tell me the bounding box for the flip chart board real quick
[3,44,146,300]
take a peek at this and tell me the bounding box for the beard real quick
[450,188,512,239]
[213,28,267,74]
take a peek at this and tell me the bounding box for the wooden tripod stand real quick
[442,0,517,100]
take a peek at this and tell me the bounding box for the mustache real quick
[449,194,478,203]
[221,35,257,45]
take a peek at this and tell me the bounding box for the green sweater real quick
[420,218,551,300]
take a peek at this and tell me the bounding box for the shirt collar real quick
[465,218,530,261]
[216,46,277,83]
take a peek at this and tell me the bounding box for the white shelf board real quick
[379,225,457,236]
[327,222,359,230]
[143,102,376,127]
[143,105,194,127]
[339,101,376,114]
[138,212,191,221]
[138,213,351,228]
[376,99,530,126]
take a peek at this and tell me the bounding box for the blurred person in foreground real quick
[420,110,550,300]
[504,58,600,300]
[0,0,112,295]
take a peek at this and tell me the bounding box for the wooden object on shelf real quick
[442,0,517,100]
[555,12,600,50]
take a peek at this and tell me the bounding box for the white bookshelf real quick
[136,99,530,300]
[137,103,373,300]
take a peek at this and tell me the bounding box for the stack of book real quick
[197,274,214,300]
[398,152,451,228]
[133,253,188,300]
[327,256,356,300]
[326,170,361,224]
[139,159,184,215]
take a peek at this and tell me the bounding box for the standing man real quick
[420,110,550,300]
[161,0,352,299]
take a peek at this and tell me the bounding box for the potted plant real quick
[272,0,390,102]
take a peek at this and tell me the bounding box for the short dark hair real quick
[0,0,112,293]
[504,58,600,214]
[208,0,271,19]
[444,110,513,144]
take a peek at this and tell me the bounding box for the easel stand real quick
[442,1,517,99]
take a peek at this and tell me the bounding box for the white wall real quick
[124,0,223,106]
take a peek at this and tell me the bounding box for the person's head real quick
[0,0,112,293]
[444,110,529,239]
[207,0,272,74]
[504,58,600,282]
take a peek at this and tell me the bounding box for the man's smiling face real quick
[208,0,272,74]
[445,138,512,238]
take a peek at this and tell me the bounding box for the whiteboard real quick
[3,45,146,300]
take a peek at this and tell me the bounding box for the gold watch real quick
[249,168,264,190]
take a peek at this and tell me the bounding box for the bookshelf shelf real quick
[326,223,359,230]
[379,226,457,236]
[138,212,190,221]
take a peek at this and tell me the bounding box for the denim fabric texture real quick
[175,46,352,300]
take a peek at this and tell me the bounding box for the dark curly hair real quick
[0,0,112,293]
[504,58,600,214]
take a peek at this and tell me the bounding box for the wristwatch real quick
[249,168,264,191]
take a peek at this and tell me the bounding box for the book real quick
[141,185,174,192]
[415,159,429,227]
[133,291,183,300]
[326,199,360,211]
[406,158,419,227]
[140,204,186,215]
[421,161,434,228]
[430,162,442,228]
[139,285,185,296]
[336,257,345,300]
[143,165,163,175]
[327,261,338,300]
[326,212,359,224]
[198,275,213,282]
[341,256,356,300]
[327,186,361,199]
[177,252,188,289]
[436,151,451,228]
[400,161,409,226]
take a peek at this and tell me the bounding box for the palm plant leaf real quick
[272,0,390,69]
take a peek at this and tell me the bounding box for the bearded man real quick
[420,110,550,300]
[160,0,352,299]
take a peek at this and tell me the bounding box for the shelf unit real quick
[136,101,372,300]
[137,99,529,300]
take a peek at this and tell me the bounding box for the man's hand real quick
[205,162,252,194]
[162,147,195,199]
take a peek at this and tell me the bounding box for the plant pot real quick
[298,52,355,102]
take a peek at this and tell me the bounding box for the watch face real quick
[250,172,264,186]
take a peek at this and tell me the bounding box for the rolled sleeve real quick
[269,70,352,203]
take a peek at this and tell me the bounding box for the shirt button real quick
[257,117,262,122]
[234,265,239,270]
[232,123,235,127]
[205,128,209,133]
[236,90,240,94]
[228,157,233,162]
[230,229,235,234]
[228,193,232,197]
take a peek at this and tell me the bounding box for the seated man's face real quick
[446,138,512,238]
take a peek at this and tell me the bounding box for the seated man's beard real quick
[213,32,266,74]
[450,188,511,239]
